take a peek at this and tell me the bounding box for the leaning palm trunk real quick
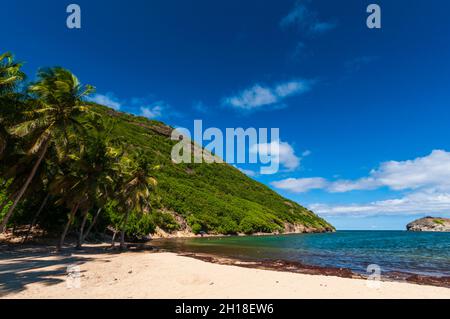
[23,194,50,243]
[0,137,50,233]
[0,190,18,215]
[57,201,80,252]
[120,211,130,250]
[77,209,90,249]
[82,207,102,244]
[0,199,8,215]
[111,232,117,247]
[111,228,117,248]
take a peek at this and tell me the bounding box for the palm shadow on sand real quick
[0,245,118,297]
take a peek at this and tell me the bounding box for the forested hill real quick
[92,104,334,236]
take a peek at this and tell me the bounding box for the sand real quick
[1,247,449,299]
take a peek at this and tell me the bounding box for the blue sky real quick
[2,0,450,229]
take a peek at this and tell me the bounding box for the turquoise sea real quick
[154,231,450,277]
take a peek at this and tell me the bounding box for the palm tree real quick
[0,52,26,155]
[75,136,119,248]
[117,153,158,250]
[0,67,94,233]
[0,52,25,95]
[22,193,50,243]
[50,168,88,251]
[0,153,41,214]
[51,118,120,250]
[22,145,61,242]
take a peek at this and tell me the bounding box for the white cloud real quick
[235,166,258,177]
[88,93,121,110]
[310,190,450,217]
[273,150,450,217]
[369,150,450,191]
[310,22,337,33]
[250,140,301,171]
[224,80,311,110]
[225,85,277,109]
[302,150,312,157]
[272,177,327,193]
[272,150,450,193]
[280,2,309,28]
[88,92,177,119]
[280,2,336,35]
[275,81,308,97]
[272,175,380,193]
[326,177,380,193]
[141,104,164,119]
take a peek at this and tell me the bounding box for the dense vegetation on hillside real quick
[0,52,334,250]
[91,104,334,235]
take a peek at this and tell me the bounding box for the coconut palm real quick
[0,52,26,155]
[0,67,94,233]
[0,153,41,214]
[51,118,121,250]
[22,193,50,243]
[22,144,62,242]
[75,135,119,248]
[0,52,25,95]
[117,153,158,250]
[50,166,88,251]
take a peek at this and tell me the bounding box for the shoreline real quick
[173,251,450,289]
[149,235,450,289]
[1,244,449,299]
[150,227,335,240]
[2,232,450,289]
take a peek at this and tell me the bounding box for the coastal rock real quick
[406,217,450,232]
[151,210,335,239]
[283,222,335,234]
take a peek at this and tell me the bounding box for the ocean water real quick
[153,231,450,277]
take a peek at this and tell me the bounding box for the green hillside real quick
[92,104,334,235]
[1,60,333,245]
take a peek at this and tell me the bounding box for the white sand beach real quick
[1,247,449,299]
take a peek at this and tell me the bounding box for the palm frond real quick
[9,118,51,137]
[28,126,53,154]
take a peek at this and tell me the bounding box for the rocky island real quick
[406,217,450,232]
